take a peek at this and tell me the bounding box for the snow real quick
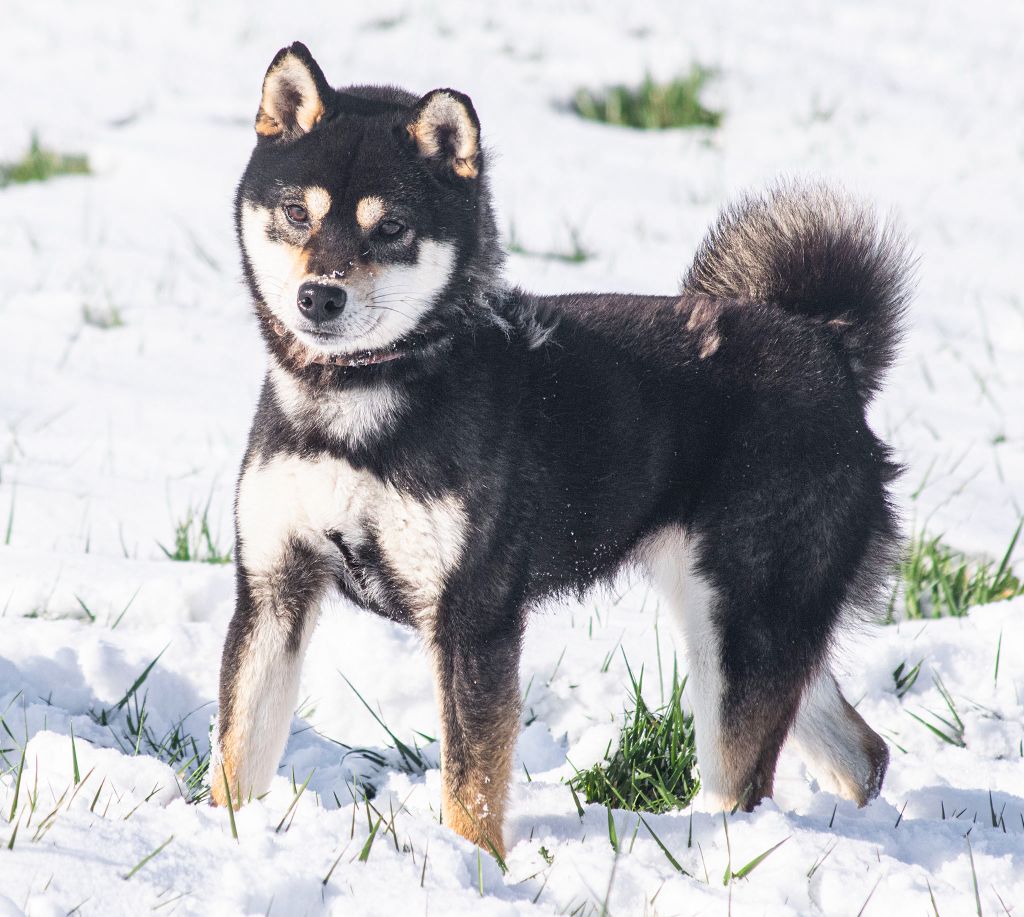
[1,0,1022,913]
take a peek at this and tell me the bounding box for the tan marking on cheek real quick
[241,202,309,308]
[356,195,387,231]
[304,186,332,222]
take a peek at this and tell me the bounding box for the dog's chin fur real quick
[216,42,913,856]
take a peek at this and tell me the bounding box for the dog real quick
[211,41,911,856]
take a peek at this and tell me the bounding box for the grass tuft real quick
[572,68,722,130]
[507,223,592,264]
[570,659,699,813]
[337,671,431,776]
[159,500,232,564]
[89,651,212,803]
[82,303,125,330]
[1,134,91,188]
[892,659,922,699]
[900,522,1023,619]
[907,674,966,748]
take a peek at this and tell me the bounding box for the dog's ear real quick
[255,42,332,141]
[406,89,481,180]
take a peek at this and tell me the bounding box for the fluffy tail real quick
[683,182,914,400]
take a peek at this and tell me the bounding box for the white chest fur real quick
[237,452,468,615]
[269,365,407,448]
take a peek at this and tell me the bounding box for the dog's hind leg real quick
[790,667,889,805]
[427,606,522,856]
[649,528,813,811]
[648,529,736,809]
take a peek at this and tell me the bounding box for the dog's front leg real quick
[212,462,335,808]
[212,541,331,807]
[429,611,522,856]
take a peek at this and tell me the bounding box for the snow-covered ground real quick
[1,1,1022,913]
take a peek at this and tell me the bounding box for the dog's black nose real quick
[297,284,347,324]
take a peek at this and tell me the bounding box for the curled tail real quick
[683,182,915,400]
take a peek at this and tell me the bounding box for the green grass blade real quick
[906,711,966,748]
[112,646,168,712]
[358,814,383,862]
[70,723,81,784]
[73,595,96,623]
[4,485,15,546]
[568,779,586,817]
[221,767,238,841]
[606,806,619,853]
[992,519,1022,583]
[338,671,425,772]
[122,835,174,880]
[965,837,982,916]
[275,769,313,832]
[8,744,25,822]
[731,836,790,880]
[111,586,142,629]
[639,815,689,875]
[6,813,22,850]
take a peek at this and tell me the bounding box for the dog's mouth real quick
[300,328,384,355]
[304,329,344,344]
[271,319,450,368]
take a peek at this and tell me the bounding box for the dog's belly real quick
[236,452,468,619]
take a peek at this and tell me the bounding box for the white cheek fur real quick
[240,202,302,325]
[321,238,458,353]
[240,201,457,355]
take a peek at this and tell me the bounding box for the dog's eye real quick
[284,204,309,225]
[378,219,405,238]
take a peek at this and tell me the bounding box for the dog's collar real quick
[270,319,450,368]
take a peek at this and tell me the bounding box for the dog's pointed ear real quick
[255,42,332,141]
[406,89,481,180]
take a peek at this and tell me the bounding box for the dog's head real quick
[237,42,500,367]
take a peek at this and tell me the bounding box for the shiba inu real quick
[212,41,912,856]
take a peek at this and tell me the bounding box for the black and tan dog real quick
[212,42,911,855]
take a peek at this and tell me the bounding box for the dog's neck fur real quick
[266,315,455,368]
[256,280,520,457]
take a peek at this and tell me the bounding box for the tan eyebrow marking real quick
[356,195,387,231]
[303,186,332,222]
